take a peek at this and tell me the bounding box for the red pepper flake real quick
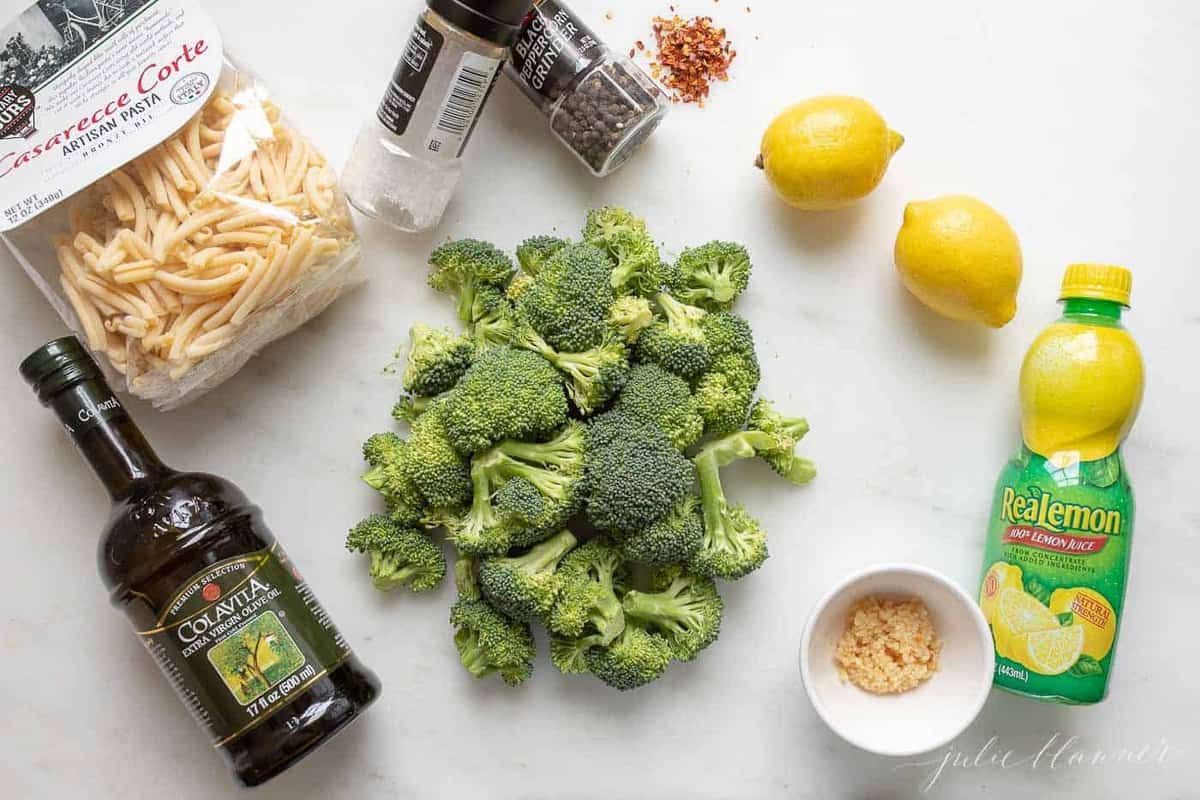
[605,11,613,20]
[648,14,736,105]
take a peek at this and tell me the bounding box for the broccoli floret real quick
[450,558,536,686]
[440,423,586,555]
[549,538,626,644]
[550,632,608,674]
[469,284,518,350]
[608,236,663,297]
[582,206,649,251]
[401,323,474,396]
[747,399,817,484]
[694,348,761,436]
[427,238,515,323]
[392,394,432,424]
[345,515,446,592]
[635,293,711,380]
[479,530,578,622]
[694,372,752,436]
[614,363,703,451]
[404,398,473,509]
[670,242,751,311]
[700,311,757,360]
[363,431,404,476]
[435,458,515,556]
[608,295,655,343]
[583,207,662,296]
[584,412,695,533]
[442,347,569,454]
[517,242,615,352]
[516,326,630,415]
[482,423,587,547]
[516,235,569,275]
[617,494,704,566]
[689,430,781,580]
[584,623,672,691]
[622,565,723,661]
[505,274,535,302]
[361,432,425,526]
[493,476,545,523]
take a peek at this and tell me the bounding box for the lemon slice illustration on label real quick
[979,561,1024,625]
[1018,625,1086,675]
[993,587,1059,660]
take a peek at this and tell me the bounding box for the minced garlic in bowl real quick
[834,596,942,694]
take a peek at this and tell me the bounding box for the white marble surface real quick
[1,0,1197,797]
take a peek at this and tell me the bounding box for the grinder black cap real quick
[427,0,535,46]
[19,336,103,404]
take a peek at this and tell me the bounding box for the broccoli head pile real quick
[348,207,815,691]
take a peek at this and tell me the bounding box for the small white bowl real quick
[799,563,994,757]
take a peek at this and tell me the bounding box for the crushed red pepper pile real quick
[639,14,737,105]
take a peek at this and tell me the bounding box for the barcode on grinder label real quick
[425,52,501,157]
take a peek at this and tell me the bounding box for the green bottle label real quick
[136,544,353,746]
[979,448,1133,704]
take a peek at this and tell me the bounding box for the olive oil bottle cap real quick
[19,335,104,403]
[1060,264,1133,307]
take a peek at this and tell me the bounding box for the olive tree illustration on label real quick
[208,611,306,705]
[0,84,35,138]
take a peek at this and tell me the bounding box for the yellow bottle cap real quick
[1059,263,1132,306]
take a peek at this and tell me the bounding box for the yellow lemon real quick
[1014,625,1085,675]
[979,561,1024,625]
[894,195,1023,327]
[1049,588,1117,661]
[993,587,1058,660]
[757,96,903,210]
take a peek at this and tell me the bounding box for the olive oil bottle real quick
[20,337,380,786]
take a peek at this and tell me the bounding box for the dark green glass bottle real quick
[19,337,380,786]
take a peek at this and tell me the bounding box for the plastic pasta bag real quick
[0,1,361,409]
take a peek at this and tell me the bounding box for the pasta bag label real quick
[0,0,223,230]
[0,84,36,139]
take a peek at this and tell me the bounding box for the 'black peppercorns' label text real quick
[136,544,352,747]
[377,15,445,137]
[510,0,602,106]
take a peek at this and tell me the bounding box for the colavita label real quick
[0,0,222,230]
[137,543,352,747]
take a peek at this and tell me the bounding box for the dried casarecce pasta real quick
[54,86,356,393]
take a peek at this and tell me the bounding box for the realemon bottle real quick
[342,0,534,232]
[19,337,380,786]
[978,265,1143,704]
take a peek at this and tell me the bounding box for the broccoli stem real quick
[623,590,702,635]
[455,556,480,599]
[494,427,583,470]
[456,284,477,324]
[514,530,578,573]
[657,292,704,328]
[454,628,491,676]
[692,266,737,303]
[695,454,727,545]
[496,454,574,498]
[695,435,772,556]
[362,465,386,491]
[459,461,501,541]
